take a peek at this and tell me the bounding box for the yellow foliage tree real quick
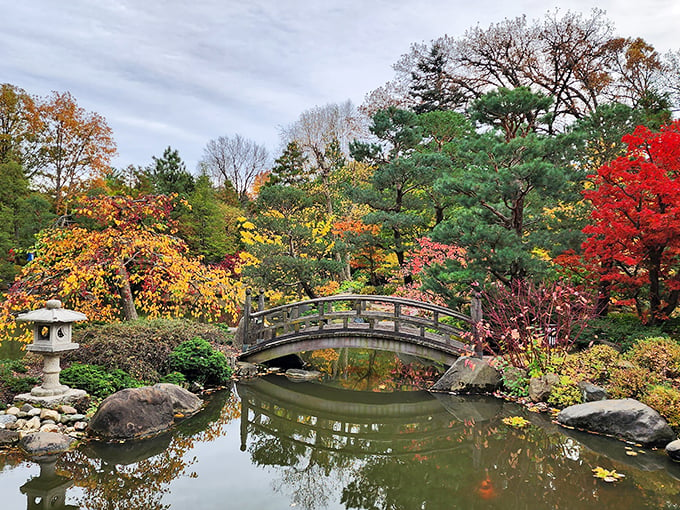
[0,194,243,344]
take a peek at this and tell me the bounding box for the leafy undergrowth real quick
[65,318,235,383]
[0,355,42,404]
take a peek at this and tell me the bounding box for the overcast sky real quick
[3,0,679,172]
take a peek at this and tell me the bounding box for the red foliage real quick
[582,121,680,322]
[481,280,594,372]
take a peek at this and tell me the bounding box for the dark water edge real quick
[2,376,680,509]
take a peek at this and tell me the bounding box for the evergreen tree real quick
[409,42,465,113]
[350,108,452,283]
[182,173,235,263]
[267,141,308,187]
[427,88,579,303]
[148,146,195,196]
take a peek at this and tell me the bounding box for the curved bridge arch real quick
[237,293,475,365]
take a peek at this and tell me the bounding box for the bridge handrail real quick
[248,294,471,323]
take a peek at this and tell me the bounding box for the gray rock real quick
[20,431,74,456]
[236,362,259,378]
[12,418,27,430]
[61,413,85,423]
[528,373,560,402]
[88,385,202,440]
[578,381,608,402]
[431,357,501,394]
[0,415,17,426]
[666,439,680,462]
[284,369,323,382]
[557,398,675,447]
[0,429,20,447]
[153,383,203,416]
[74,421,87,431]
[20,404,34,412]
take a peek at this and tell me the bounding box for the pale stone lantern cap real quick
[16,299,88,323]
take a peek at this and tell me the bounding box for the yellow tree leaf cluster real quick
[0,194,243,344]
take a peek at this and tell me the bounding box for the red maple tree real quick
[582,121,680,323]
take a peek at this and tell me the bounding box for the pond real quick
[1,375,679,509]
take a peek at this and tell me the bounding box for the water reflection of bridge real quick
[238,376,503,459]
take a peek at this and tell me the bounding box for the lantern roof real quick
[16,300,88,324]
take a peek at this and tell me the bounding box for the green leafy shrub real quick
[60,363,144,398]
[607,365,659,399]
[625,336,680,379]
[0,359,38,398]
[578,314,665,351]
[642,386,680,431]
[160,371,186,386]
[560,344,621,385]
[499,362,529,397]
[168,338,232,387]
[67,319,234,382]
[548,375,583,407]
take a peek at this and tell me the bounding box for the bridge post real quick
[243,289,252,351]
[471,288,483,358]
[258,289,265,312]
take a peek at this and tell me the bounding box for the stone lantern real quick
[16,300,87,401]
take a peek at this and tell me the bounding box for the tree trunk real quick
[117,261,138,321]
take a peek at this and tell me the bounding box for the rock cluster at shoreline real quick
[0,403,88,446]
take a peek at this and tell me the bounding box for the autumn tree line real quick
[1,9,680,340]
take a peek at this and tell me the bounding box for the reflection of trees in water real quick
[243,381,680,510]
[304,348,441,391]
[55,389,240,510]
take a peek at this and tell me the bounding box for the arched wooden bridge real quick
[236,292,478,366]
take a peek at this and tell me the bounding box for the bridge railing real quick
[240,291,474,353]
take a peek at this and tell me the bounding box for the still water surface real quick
[1,376,679,509]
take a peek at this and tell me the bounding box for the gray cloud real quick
[2,0,678,171]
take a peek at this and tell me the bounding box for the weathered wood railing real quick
[237,290,479,361]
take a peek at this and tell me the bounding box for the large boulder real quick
[528,373,560,402]
[431,357,501,394]
[557,398,675,447]
[578,381,608,402]
[666,440,680,462]
[153,383,202,416]
[88,384,203,440]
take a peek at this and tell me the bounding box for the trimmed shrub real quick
[60,363,144,398]
[548,375,582,407]
[607,365,659,399]
[625,336,680,380]
[67,319,234,383]
[560,344,621,385]
[168,338,232,387]
[160,371,186,386]
[642,386,680,431]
